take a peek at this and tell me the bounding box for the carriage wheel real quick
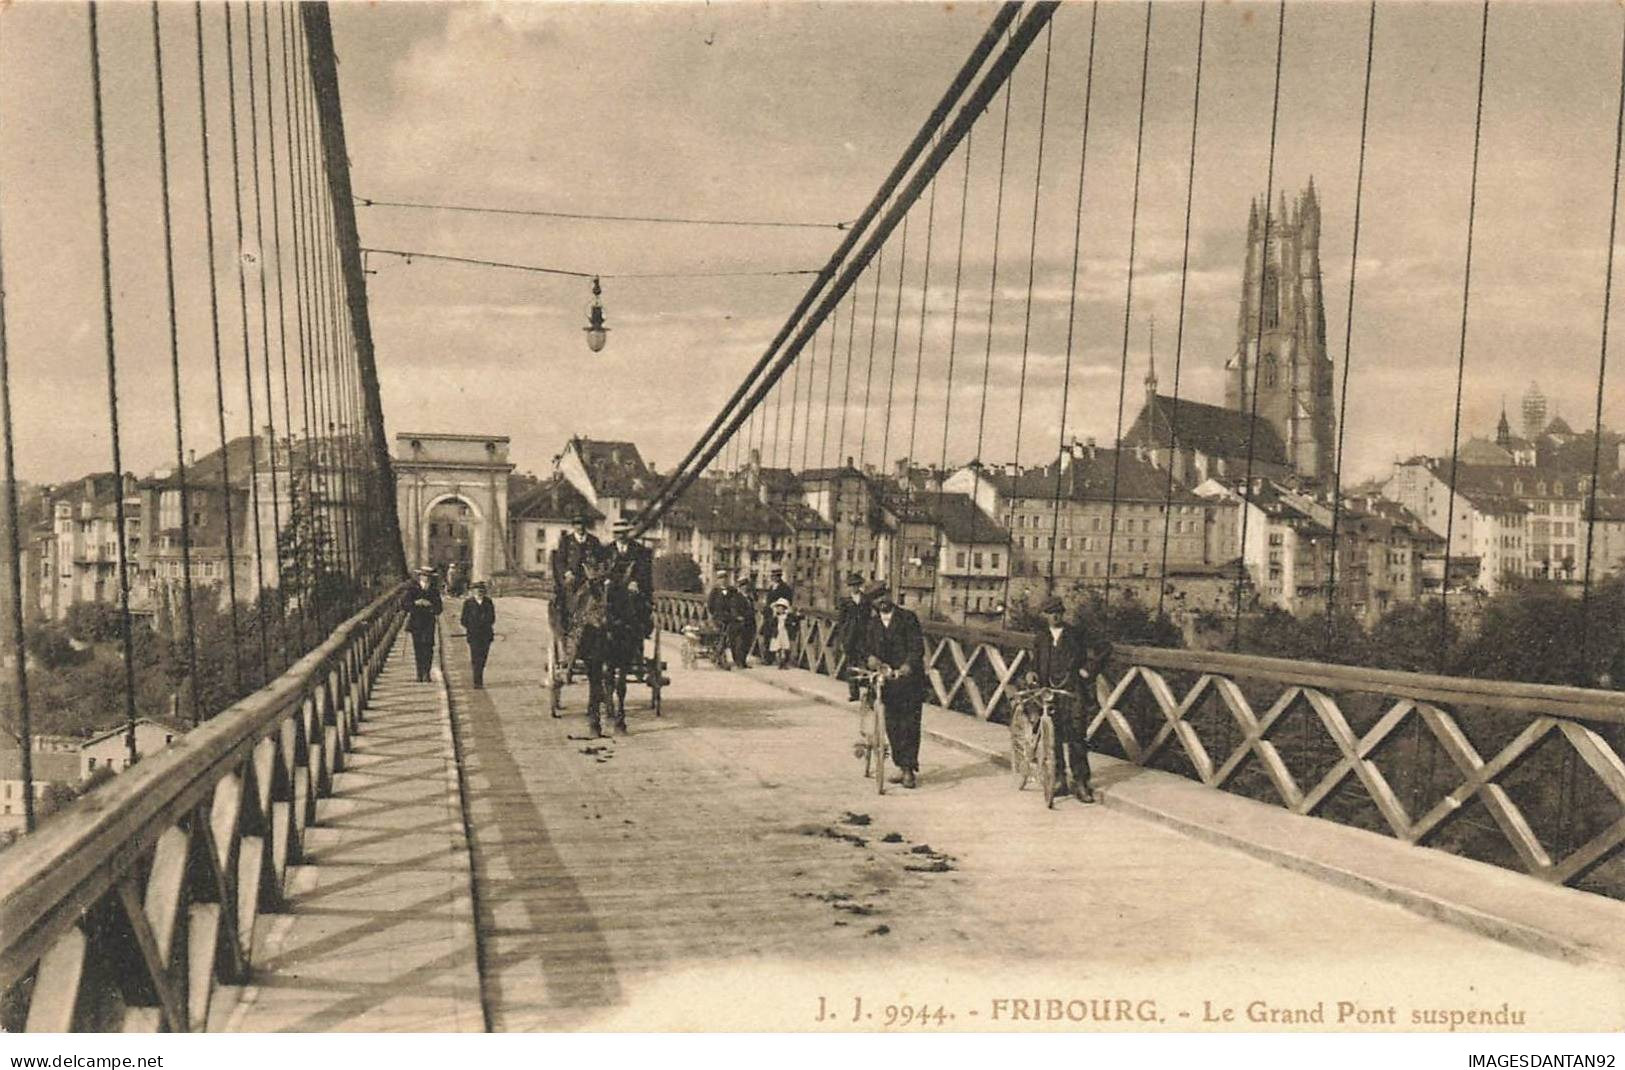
[649,634,663,717]
[548,640,563,716]
[1038,716,1058,810]
[871,698,887,796]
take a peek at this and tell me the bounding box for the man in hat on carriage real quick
[403,566,443,683]
[1026,594,1099,803]
[459,581,497,689]
[863,581,926,789]
[603,517,654,637]
[551,512,602,635]
[835,571,873,701]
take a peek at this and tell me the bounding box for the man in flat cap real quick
[403,567,443,683]
[551,513,602,636]
[863,582,926,789]
[706,568,754,670]
[1027,594,1098,803]
[836,571,873,701]
[460,581,497,689]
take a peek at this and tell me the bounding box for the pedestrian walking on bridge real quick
[461,581,497,689]
[404,567,443,683]
[863,582,925,789]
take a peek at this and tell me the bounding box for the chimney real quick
[188,448,197,467]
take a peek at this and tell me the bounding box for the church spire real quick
[1496,398,1511,447]
[1145,315,1158,398]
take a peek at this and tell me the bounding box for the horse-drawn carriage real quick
[546,558,664,729]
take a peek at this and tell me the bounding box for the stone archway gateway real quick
[394,433,514,581]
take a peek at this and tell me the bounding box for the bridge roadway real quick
[230,596,1625,1032]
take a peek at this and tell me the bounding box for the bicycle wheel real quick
[871,696,887,796]
[1038,715,1057,809]
[1009,717,1030,791]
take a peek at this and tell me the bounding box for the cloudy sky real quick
[3,1,1625,487]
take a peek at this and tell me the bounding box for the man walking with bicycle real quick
[1028,595,1099,803]
[863,582,925,790]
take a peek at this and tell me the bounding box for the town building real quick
[0,750,79,832]
[509,477,603,573]
[557,436,658,532]
[1383,459,1528,593]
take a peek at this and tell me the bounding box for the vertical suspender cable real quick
[1437,0,1491,672]
[152,2,202,722]
[1008,23,1054,570]
[836,268,861,466]
[930,132,976,619]
[87,3,141,762]
[878,215,911,475]
[1155,2,1208,623]
[1579,19,1625,679]
[976,80,1015,466]
[1044,3,1102,605]
[800,316,822,472]
[196,1,245,694]
[786,320,804,471]
[1231,1,1288,652]
[1322,1,1378,656]
[0,17,34,829]
[857,248,887,468]
[223,2,272,684]
[1102,4,1154,623]
[769,378,784,468]
[906,178,940,493]
[243,2,290,668]
[819,295,842,470]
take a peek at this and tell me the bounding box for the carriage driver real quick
[1026,595,1098,803]
[604,517,654,640]
[551,512,602,634]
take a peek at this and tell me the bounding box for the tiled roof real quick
[993,450,1205,506]
[511,477,603,522]
[1124,394,1290,467]
[0,749,81,783]
[913,492,1008,545]
[571,438,655,498]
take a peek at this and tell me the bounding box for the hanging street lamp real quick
[584,275,609,353]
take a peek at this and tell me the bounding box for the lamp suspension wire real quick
[1007,21,1054,569]
[0,10,34,830]
[223,2,273,684]
[86,1,141,764]
[1322,0,1378,657]
[151,1,203,722]
[1230,0,1288,652]
[1155,1,1208,624]
[1437,0,1491,673]
[857,246,887,469]
[930,130,976,620]
[1101,3,1155,624]
[1044,2,1102,606]
[878,213,911,477]
[976,77,1016,466]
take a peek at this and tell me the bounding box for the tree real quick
[26,622,86,670]
[653,552,703,594]
[64,602,125,644]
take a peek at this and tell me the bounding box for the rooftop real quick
[1124,393,1290,468]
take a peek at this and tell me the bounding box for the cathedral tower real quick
[1224,181,1337,483]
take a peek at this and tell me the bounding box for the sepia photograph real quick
[1,0,1624,1059]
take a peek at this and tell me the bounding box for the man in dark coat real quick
[550,514,602,634]
[706,569,754,669]
[603,518,654,639]
[863,582,926,789]
[835,571,872,701]
[1028,595,1099,803]
[761,565,795,655]
[403,567,443,683]
[459,581,497,689]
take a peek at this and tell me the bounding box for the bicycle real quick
[1009,684,1075,809]
[846,666,891,796]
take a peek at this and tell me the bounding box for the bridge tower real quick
[1224,181,1337,484]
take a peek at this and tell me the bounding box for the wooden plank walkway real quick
[211,629,484,1032]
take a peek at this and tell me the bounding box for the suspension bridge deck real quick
[421,597,1624,1031]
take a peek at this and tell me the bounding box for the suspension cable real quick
[1231,0,1289,651]
[1044,2,1102,609]
[906,178,940,492]
[1102,4,1155,622]
[87,2,141,762]
[1580,18,1625,682]
[878,214,911,475]
[151,2,202,722]
[1155,2,1209,624]
[930,132,977,620]
[1007,21,1054,558]
[976,79,1016,465]
[1323,1,1378,656]
[836,265,864,468]
[0,17,34,829]
[1437,0,1491,672]
[857,246,888,469]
